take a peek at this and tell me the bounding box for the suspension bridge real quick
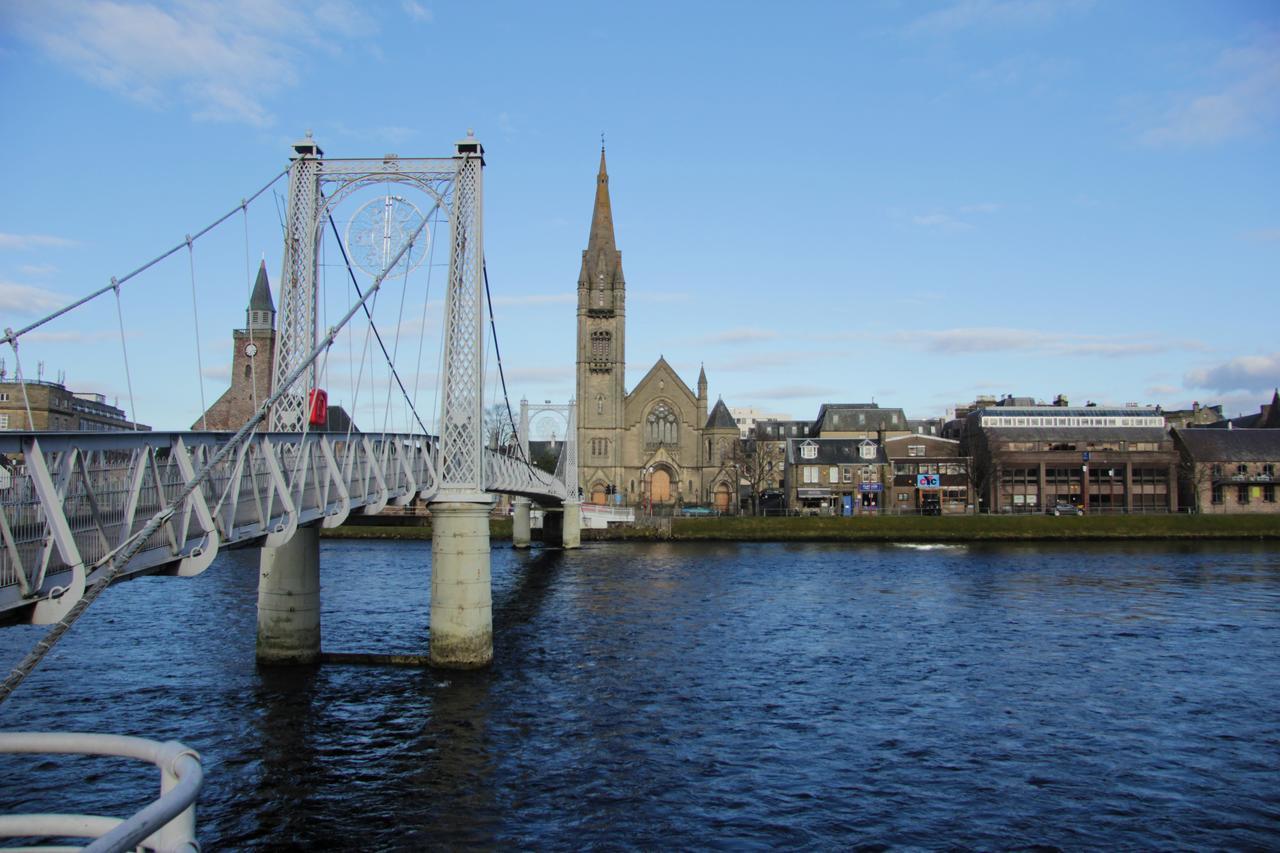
[0,130,581,679]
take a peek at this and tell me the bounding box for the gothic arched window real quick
[646,402,678,447]
[590,331,612,372]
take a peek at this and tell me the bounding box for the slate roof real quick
[786,438,887,465]
[705,399,737,430]
[812,404,906,433]
[249,260,275,313]
[1174,428,1280,462]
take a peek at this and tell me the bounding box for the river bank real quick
[321,513,1279,542]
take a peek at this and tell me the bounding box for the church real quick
[575,149,740,510]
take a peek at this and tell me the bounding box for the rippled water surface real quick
[3,540,1279,848]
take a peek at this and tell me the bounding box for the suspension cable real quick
[1,167,289,349]
[111,281,139,430]
[186,238,210,431]
[0,212,430,706]
[482,260,529,465]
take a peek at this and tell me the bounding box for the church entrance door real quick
[714,483,732,512]
[591,487,607,505]
[650,469,672,504]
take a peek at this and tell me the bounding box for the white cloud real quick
[402,1,432,23]
[0,233,78,250]
[1184,353,1280,394]
[0,281,68,314]
[1142,34,1280,147]
[24,329,128,344]
[908,0,1092,35]
[897,327,1188,357]
[202,364,231,381]
[8,0,379,127]
[736,384,837,401]
[490,293,574,307]
[19,263,59,276]
[700,327,779,345]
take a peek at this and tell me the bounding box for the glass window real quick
[800,442,817,459]
[1237,484,1250,504]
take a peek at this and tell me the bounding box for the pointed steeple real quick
[580,144,625,297]
[1262,388,1280,428]
[697,364,708,399]
[247,259,275,331]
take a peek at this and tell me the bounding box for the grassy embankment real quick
[322,514,1278,542]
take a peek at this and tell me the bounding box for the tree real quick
[483,402,518,453]
[728,438,786,516]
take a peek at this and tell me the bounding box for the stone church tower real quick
[576,147,627,493]
[193,260,277,430]
[574,149,741,510]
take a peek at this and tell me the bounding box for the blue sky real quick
[1,0,1277,432]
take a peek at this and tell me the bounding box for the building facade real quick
[884,433,972,514]
[964,405,1180,513]
[784,437,889,514]
[0,380,148,432]
[575,149,738,509]
[1174,428,1280,514]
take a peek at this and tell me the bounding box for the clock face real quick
[244,343,258,358]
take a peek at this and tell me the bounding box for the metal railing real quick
[0,731,202,852]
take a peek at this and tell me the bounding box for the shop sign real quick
[858,483,883,492]
[916,474,940,489]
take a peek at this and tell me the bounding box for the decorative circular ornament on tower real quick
[345,195,430,277]
[244,342,258,358]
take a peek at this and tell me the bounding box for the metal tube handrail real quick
[0,731,202,852]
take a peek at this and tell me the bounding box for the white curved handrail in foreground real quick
[0,732,202,852]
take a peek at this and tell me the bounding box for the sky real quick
[1,0,1278,434]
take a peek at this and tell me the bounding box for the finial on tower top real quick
[601,131,605,151]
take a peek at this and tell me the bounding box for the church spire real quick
[587,146,617,261]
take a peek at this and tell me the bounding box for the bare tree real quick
[483,402,518,453]
[728,438,786,516]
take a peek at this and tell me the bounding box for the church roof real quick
[579,147,625,290]
[249,260,274,313]
[1175,428,1280,462]
[705,399,738,430]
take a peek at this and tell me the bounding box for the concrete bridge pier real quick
[256,525,321,664]
[429,500,494,669]
[512,498,532,549]
[541,502,581,549]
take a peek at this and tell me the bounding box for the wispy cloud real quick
[1185,352,1280,394]
[402,1,432,23]
[19,263,59,276]
[490,293,574,307]
[0,281,68,314]
[736,384,838,401]
[24,329,131,344]
[907,0,1093,36]
[699,327,779,345]
[910,203,1000,232]
[1243,226,1280,243]
[0,233,78,250]
[896,327,1190,357]
[1141,34,1280,147]
[202,364,231,381]
[8,0,378,127]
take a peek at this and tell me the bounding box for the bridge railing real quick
[484,446,569,503]
[0,431,437,622]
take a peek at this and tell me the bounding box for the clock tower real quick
[193,259,278,430]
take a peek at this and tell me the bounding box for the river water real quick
[1,540,1278,848]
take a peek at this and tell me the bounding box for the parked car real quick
[681,505,717,517]
[1050,501,1083,517]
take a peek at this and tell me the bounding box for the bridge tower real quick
[261,131,495,669]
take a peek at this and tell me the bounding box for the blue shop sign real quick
[858,483,883,492]
[916,474,941,489]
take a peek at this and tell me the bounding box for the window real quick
[908,445,925,457]
[645,403,678,446]
[589,331,612,371]
[0,392,8,401]
[859,442,876,460]
[800,442,817,460]
[1212,464,1223,477]
[1264,484,1276,503]
[0,414,8,429]
[1212,484,1224,505]
[1237,464,1249,476]
[1264,464,1275,477]
[590,438,609,457]
[1237,485,1250,505]
[842,467,853,483]
[829,466,839,483]
[803,466,819,483]
[596,394,604,415]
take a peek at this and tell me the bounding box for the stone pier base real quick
[256,525,321,664]
[429,501,493,669]
[512,498,532,549]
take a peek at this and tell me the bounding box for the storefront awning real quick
[797,489,831,498]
